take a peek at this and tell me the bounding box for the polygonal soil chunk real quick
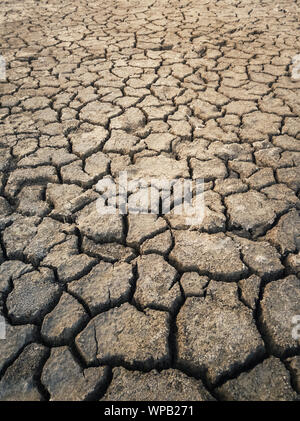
[22,96,50,110]
[180,273,209,297]
[79,101,121,126]
[41,236,97,283]
[7,268,61,324]
[245,168,275,190]
[46,183,83,207]
[41,292,88,345]
[134,254,181,312]
[110,107,146,132]
[166,189,226,233]
[47,184,98,219]
[282,117,300,137]
[23,217,71,265]
[214,178,248,196]
[228,161,258,179]
[103,130,144,154]
[41,347,108,401]
[16,185,51,217]
[238,275,261,310]
[232,235,284,279]
[265,209,300,254]
[177,281,265,384]
[126,155,189,181]
[254,147,294,169]
[194,120,238,143]
[225,191,282,237]
[170,190,226,233]
[84,151,110,178]
[81,237,136,262]
[261,184,299,207]
[68,261,133,315]
[127,214,168,248]
[273,135,300,152]
[110,155,131,176]
[0,196,11,218]
[0,323,38,373]
[71,126,108,158]
[170,231,247,281]
[224,100,257,116]
[277,167,300,191]
[76,201,124,243]
[102,367,215,401]
[260,275,300,356]
[217,357,298,401]
[0,343,48,401]
[144,133,175,152]
[75,303,170,369]
[60,161,94,187]
[242,112,281,135]
[17,147,77,168]
[5,166,58,197]
[208,141,252,162]
[190,158,228,181]
[140,230,173,255]
[3,216,39,260]
[173,139,210,160]
[286,356,300,394]
[190,99,222,121]
[285,252,300,277]
[0,260,33,297]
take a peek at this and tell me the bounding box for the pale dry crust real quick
[0,0,300,402]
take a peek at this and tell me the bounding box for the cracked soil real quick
[0,0,300,401]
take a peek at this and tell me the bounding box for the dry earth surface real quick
[0,0,300,401]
